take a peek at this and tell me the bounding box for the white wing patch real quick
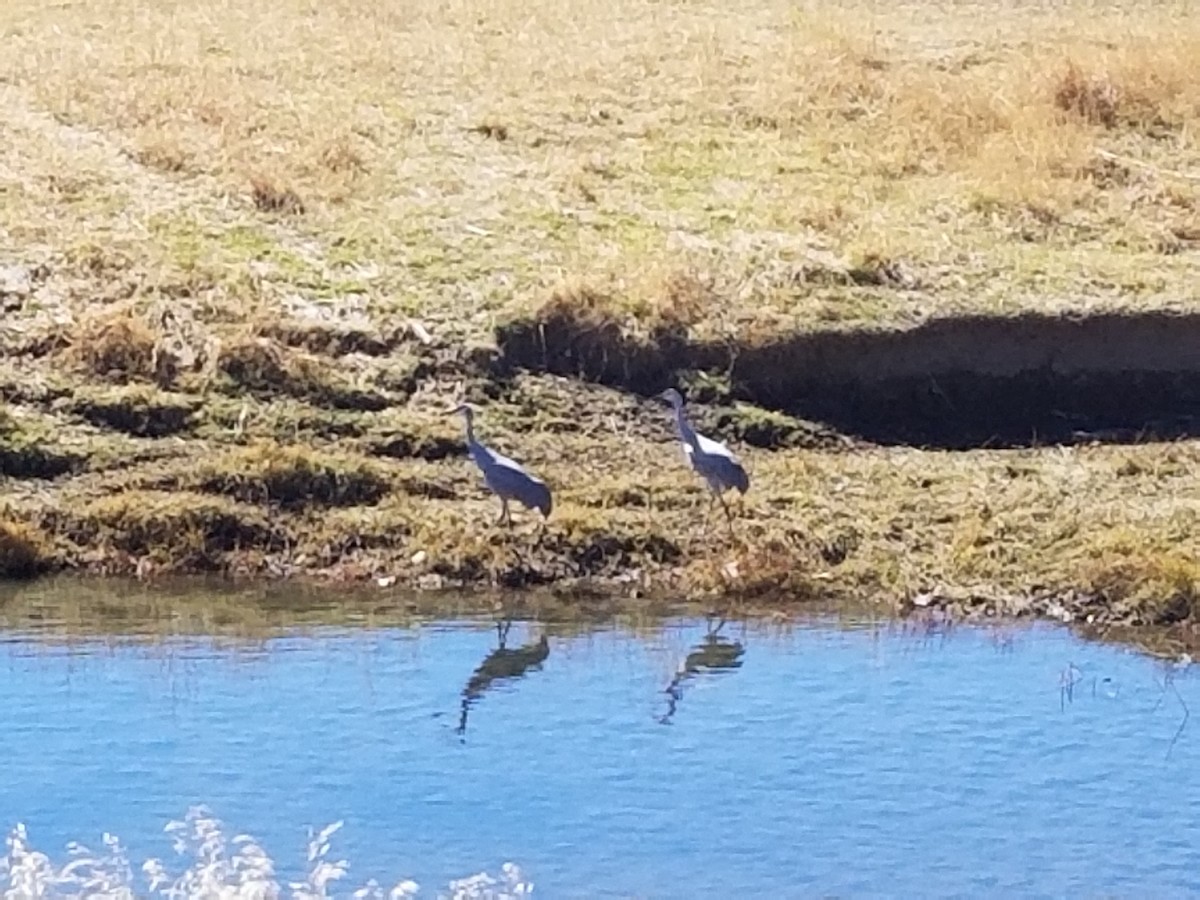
[475,443,544,484]
[694,432,739,464]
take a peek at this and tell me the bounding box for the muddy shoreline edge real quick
[5,306,1200,657]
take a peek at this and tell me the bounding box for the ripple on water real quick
[0,613,1198,897]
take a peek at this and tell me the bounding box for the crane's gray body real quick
[468,439,553,517]
[452,404,552,524]
[681,430,751,497]
[662,389,749,497]
[661,388,749,531]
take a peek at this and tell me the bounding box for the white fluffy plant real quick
[1,807,532,899]
[142,806,279,899]
[2,824,135,899]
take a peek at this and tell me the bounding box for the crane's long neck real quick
[671,402,700,449]
[460,411,477,447]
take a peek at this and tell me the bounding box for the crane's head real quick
[447,402,475,422]
[658,388,684,409]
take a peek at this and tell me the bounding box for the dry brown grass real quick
[1,0,1200,641]
[70,384,198,437]
[1074,532,1200,625]
[0,517,54,578]
[8,415,1200,622]
[212,334,391,410]
[249,175,305,215]
[67,309,174,384]
[4,369,1200,641]
[193,443,391,508]
[65,491,288,573]
[0,0,1197,341]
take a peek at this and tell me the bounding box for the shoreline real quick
[5,306,1200,653]
[1,572,1196,661]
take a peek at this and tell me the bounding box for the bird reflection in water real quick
[659,617,746,725]
[457,619,551,739]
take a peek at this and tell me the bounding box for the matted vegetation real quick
[1,0,1199,644]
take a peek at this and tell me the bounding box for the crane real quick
[660,388,749,532]
[449,403,552,527]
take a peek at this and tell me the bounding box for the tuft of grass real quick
[70,384,198,438]
[249,174,305,214]
[67,309,174,385]
[67,490,287,571]
[0,517,55,578]
[195,443,391,508]
[316,132,368,174]
[680,542,824,601]
[365,430,463,463]
[705,404,851,451]
[1054,63,1121,127]
[534,270,724,340]
[134,134,192,173]
[1077,545,1200,626]
[0,411,85,479]
[259,319,399,358]
[195,396,370,443]
[214,335,389,410]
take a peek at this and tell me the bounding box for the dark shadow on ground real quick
[497,310,1200,449]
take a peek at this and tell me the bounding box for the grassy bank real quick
[2,0,1200,642]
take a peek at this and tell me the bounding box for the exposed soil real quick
[497,309,1200,448]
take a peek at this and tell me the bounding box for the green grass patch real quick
[0,410,86,479]
[195,443,391,508]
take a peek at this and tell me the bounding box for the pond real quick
[1,582,1198,897]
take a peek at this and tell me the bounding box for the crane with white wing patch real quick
[449,403,552,527]
[659,388,749,532]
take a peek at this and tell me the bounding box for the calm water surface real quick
[1,588,1199,897]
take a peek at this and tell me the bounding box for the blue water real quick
[1,611,1199,897]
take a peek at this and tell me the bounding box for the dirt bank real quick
[497,308,1200,448]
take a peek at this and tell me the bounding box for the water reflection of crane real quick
[457,619,550,738]
[659,618,746,725]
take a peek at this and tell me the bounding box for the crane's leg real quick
[495,497,511,527]
[717,490,735,536]
[457,697,470,739]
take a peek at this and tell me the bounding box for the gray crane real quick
[660,388,749,531]
[449,403,552,527]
